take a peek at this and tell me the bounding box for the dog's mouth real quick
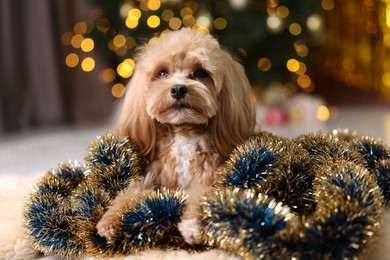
[162,102,203,114]
[173,103,191,110]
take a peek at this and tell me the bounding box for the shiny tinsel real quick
[201,188,296,259]
[297,161,383,259]
[84,132,144,198]
[23,161,86,259]
[293,132,366,167]
[72,186,187,257]
[23,130,389,259]
[257,144,316,216]
[352,135,390,170]
[220,131,289,189]
[373,160,390,205]
[115,189,187,253]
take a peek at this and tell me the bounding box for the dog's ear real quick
[116,67,157,159]
[210,51,256,158]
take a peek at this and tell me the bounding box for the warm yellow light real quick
[147,15,160,28]
[197,16,210,28]
[128,8,142,19]
[180,7,193,17]
[71,34,84,48]
[101,68,116,83]
[61,32,73,46]
[148,0,161,11]
[65,53,79,68]
[295,42,309,57]
[307,14,322,31]
[117,62,133,78]
[120,3,132,17]
[317,105,330,122]
[193,26,209,34]
[183,15,196,27]
[321,0,335,11]
[115,47,127,56]
[169,17,182,30]
[295,62,307,75]
[289,23,302,36]
[81,38,94,52]
[81,57,95,72]
[74,22,87,34]
[257,58,272,72]
[297,74,311,88]
[123,58,136,70]
[266,15,282,32]
[162,9,174,22]
[214,17,227,30]
[126,16,139,29]
[113,35,126,48]
[287,59,300,72]
[276,6,289,18]
[126,37,136,49]
[111,83,126,98]
[382,72,390,86]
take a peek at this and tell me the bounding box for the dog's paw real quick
[178,218,201,245]
[96,211,119,241]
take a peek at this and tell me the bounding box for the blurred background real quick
[1,0,390,174]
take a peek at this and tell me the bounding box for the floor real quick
[0,105,389,177]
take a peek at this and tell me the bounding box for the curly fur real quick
[97,28,256,244]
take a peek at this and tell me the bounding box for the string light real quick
[287,59,300,72]
[81,57,95,72]
[266,15,283,33]
[74,22,87,34]
[113,35,126,48]
[71,34,84,48]
[81,38,94,52]
[306,14,322,31]
[169,17,182,30]
[196,11,211,28]
[276,6,289,18]
[126,16,139,29]
[289,23,302,36]
[65,53,79,68]
[162,9,174,22]
[214,17,227,30]
[317,105,330,121]
[183,15,196,27]
[62,0,322,98]
[297,74,311,89]
[147,15,160,28]
[148,0,161,11]
[100,68,116,83]
[111,83,126,98]
[61,32,73,46]
[258,58,272,72]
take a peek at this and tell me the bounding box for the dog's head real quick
[116,28,256,159]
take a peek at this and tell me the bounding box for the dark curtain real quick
[0,0,115,133]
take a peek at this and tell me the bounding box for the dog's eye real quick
[193,68,209,78]
[157,70,169,78]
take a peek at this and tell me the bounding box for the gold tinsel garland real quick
[23,130,389,259]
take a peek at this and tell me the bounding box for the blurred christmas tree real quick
[62,0,324,98]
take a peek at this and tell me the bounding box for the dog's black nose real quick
[170,84,188,100]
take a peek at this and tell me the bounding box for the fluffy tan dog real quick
[97,27,256,244]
